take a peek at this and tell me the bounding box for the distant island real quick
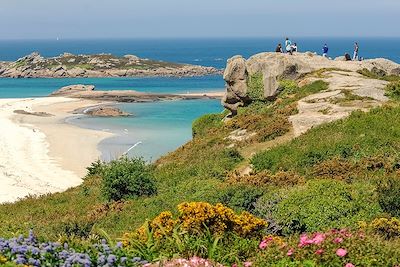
[0,52,222,78]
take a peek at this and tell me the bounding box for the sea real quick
[0,37,399,160]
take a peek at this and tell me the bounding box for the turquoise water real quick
[1,37,399,160]
[0,76,224,98]
[70,100,222,161]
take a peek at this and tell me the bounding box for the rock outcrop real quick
[0,52,222,78]
[222,52,400,116]
[49,84,223,103]
[50,84,95,96]
[84,106,131,117]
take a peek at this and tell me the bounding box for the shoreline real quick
[0,93,224,203]
[0,97,113,204]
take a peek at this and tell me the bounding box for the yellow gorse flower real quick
[122,202,267,246]
[0,255,7,264]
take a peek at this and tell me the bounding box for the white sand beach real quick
[0,97,112,203]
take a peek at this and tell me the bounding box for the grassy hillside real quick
[1,74,400,266]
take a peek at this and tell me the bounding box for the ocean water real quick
[70,99,223,161]
[0,76,224,98]
[0,37,399,160]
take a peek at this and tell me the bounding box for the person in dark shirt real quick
[275,43,283,53]
[322,44,329,57]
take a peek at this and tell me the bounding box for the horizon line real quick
[0,36,399,41]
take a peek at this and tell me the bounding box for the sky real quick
[0,0,399,39]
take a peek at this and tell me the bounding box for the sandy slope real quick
[0,97,112,203]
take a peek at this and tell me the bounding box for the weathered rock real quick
[84,106,131,117]
[391,68,400,76]
[50,84,95,96]
[221,52,400,117]
[222,56,250,117]
[67,68,86,77]
[13,110,54,117]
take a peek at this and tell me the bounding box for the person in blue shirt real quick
[285,37,293,54]
[322,44,329,57]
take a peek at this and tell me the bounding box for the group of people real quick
[275,38,298,54]
[275,38,361,61]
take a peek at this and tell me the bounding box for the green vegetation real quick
[247,72,264,100]
[99,157,157,201]
[192,113,224,138]
[258,180,381,235]
[385,80,400,100]
[357,67,400,81]
[2,68,400,265]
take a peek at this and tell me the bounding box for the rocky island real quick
[0,52,222,78]
[49,84,224,102]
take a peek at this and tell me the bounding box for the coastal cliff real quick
[222,52,400,116]
[0,52,222,78]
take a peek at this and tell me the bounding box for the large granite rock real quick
[221,56,250,116]
[50,84,95,96]
[221,52,400,117]
[84,106,131,117]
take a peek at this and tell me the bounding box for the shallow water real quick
[69,99,223,161]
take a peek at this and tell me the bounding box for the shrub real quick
[312,157,357,181]
[124,202,267,243]
[227,170,305,187]
[385,81,400,100]
[370,217,400,239]
[217,184,264,212]
[255,229,400,266]
[101,157,157,201]
[377,176,400,218]
[247,72,264,101]
[262,180,381,235]
[192,113,223,138]
[86,159,104,176]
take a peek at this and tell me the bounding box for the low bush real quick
[217,184,264,212]
[100,157,157,202]
[370,217,400,239]
[123,202,267,244]
[227,170,305,188]
[256,180,381,235]
[0,231,147,266]
[385,80,400,100]
[377,176,400,218]
[255,229,400,266]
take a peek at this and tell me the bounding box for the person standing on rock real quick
[322,44,329,57]
[285,38,293,55]
[353,42,359,60]
[275,43,283,53]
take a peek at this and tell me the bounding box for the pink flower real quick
[333,237,343,244]
[336,248,348,257]
[232,264,238,267]
[315,249,324,255]
[312,233,325,245]
[345,263,355,267]
[299,234,313,247]
[287,248,294,256]
[259,240,268,249]
[244,262,253,267]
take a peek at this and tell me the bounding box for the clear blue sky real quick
[1,0,398,39]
